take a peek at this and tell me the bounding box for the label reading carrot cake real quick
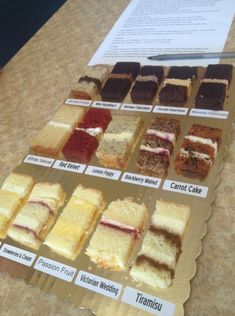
[121,286,175,316]
[163,179,208,198]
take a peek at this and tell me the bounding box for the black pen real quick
[147,51,235,61]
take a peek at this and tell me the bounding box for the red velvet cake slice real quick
[77,108,112,133]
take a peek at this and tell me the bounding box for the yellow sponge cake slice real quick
[44,185,104,260]
[0,190,21,219]
[2,173,35,198]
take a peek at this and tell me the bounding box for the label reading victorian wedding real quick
[163,179,208,198]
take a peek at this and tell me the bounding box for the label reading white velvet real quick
[154,106,188,115]
[121,172,161,188]
[65,98,92,107]
[85,165,121,180]
[52,160,86,174]
[190,108,228,119]
[121,103,153,112]
[24,155,54,167]
[163,179,208,198]
[34,256,76,282]
[92,100,121,110]
[75,270,122,300]
[121,287,175,316]
[0,243,36,267]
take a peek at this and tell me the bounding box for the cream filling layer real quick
[75,127,103,136]
[201,78,228,88]
[184,135,217,156]
[140,145,170,156]
[180,148,213,166]
[146,129,175,144]
[48,121,72,131]
[136,75,159,84]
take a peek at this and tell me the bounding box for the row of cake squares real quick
[0,172,190,290]
[70,62,233,110]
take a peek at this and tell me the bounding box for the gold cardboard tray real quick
[0,66,234,316]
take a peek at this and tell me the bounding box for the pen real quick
[147,51,235,61]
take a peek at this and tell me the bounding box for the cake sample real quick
[101,62,140,102]
[202,64,233,87]
[31,105,85,157]
[8,182,66,249]
[44,185,104,260]
[130,66,164,104]
[175,123,222,180]
[62,108,112,163]
[195,82,226,110]
[159,66,197,106]
[86,198,148,271]
[130,200,190,289]
[70,81,98,100]
[78,65,110,93]
[0,173,35,238]
[96,114,142,168]
[137,116,180,178]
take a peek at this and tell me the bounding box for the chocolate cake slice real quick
[101,62,140,102]
[202,64,233,87]
[159,84,188,106]
[130,66,164,104]
[195,82,226,110]
[136,116,180,178]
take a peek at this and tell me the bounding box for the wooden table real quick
[0,1,235,315]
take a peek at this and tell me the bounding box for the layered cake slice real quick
[62,108,112,163]
[78,65,110,93]
[86,198,148,271]
[101,62,140,102]
[130,66,164,104]
[96,114,143,168]
[130,200,190,289]
[195,64,233,110]
[31,105,85,157]
[8,182,66,249]
[0,173,35,238]
[175,123,222,180]
[44,185,104,260]
[159,66,197,106]
[137,116,180,178]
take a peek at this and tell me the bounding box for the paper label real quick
[64,98,92,107]
[121,172,161,188]
[163,179,208,198]
[52,160,86,174]
[92,101,121,110]
[154,106,188,115]
[24,154,54,167]
[189,108,229,119]
[85,165,121,180]
[121,287,175,316]
[121,103,153,112]
[75,270,123,300]
[34,256,76,282]
[0,243,36,267]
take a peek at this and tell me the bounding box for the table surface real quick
[0,1,235,315]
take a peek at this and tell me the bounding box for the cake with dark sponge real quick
[195,82,226,110]
[202,64,233,87]
[159,84,188,106]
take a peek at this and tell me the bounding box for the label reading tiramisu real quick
[121,103,153,112]
[92,100,121,110]
[163,179,208,198]
[0,243,36,267]
[85,165,121,180]
[189,108,229,119]
[75,270,122,300]
[34,256,76,282]
[121,287,175,316]
[64,98,92,107]
[52,160,86,174]
[154,105,188,116]
[24,154,54,167]
[121,172,161,188]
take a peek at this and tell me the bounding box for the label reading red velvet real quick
[190,108,229,119]
[65,98,92,107]
[24,155,54,167]
[121,287,175,316]
[85,165,121,180]
[92,101,121,110]
[75,270,122,300]
[0,243,36,267]
[154,105,188,115]
[121,172,161,188]
[163,179,208,198]
[121,103,153,112]
[52,160,86,174]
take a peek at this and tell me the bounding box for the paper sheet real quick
[89,0,234,66]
